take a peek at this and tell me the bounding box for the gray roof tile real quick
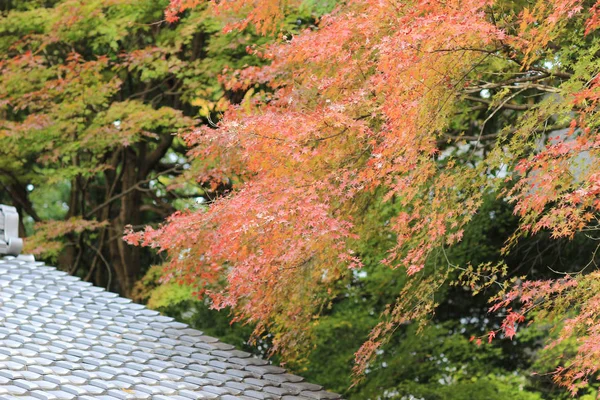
[244,389,278,399]
[30,391,59,400]
[264,386,294,396]
[0,256,342,399]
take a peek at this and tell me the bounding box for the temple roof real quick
[0,255,342,400]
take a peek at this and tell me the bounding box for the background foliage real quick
[0,0,272,295]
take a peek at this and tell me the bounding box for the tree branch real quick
[141,133,175,177]
[84,166,181,218]
[463,95,533,111]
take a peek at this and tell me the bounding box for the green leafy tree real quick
[0,0,269,295]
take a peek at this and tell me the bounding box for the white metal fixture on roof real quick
[0,204,22,255]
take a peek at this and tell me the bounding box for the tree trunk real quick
[108,149,143,297]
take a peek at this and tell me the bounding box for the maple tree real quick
[0,0,270,295]
[125,0,600,395]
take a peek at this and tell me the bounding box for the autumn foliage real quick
[128,0,600,393]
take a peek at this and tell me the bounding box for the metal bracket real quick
[0,205,22,256]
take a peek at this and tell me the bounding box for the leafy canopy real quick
[0,0,273,295]
[130,0,600,394]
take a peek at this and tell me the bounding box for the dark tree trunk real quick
[109,151,143,297]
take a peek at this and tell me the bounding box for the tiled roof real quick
[0,255,342,400]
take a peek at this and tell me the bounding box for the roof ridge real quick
[0,206,22,256]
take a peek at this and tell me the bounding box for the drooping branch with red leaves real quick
[130,0,600,392]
